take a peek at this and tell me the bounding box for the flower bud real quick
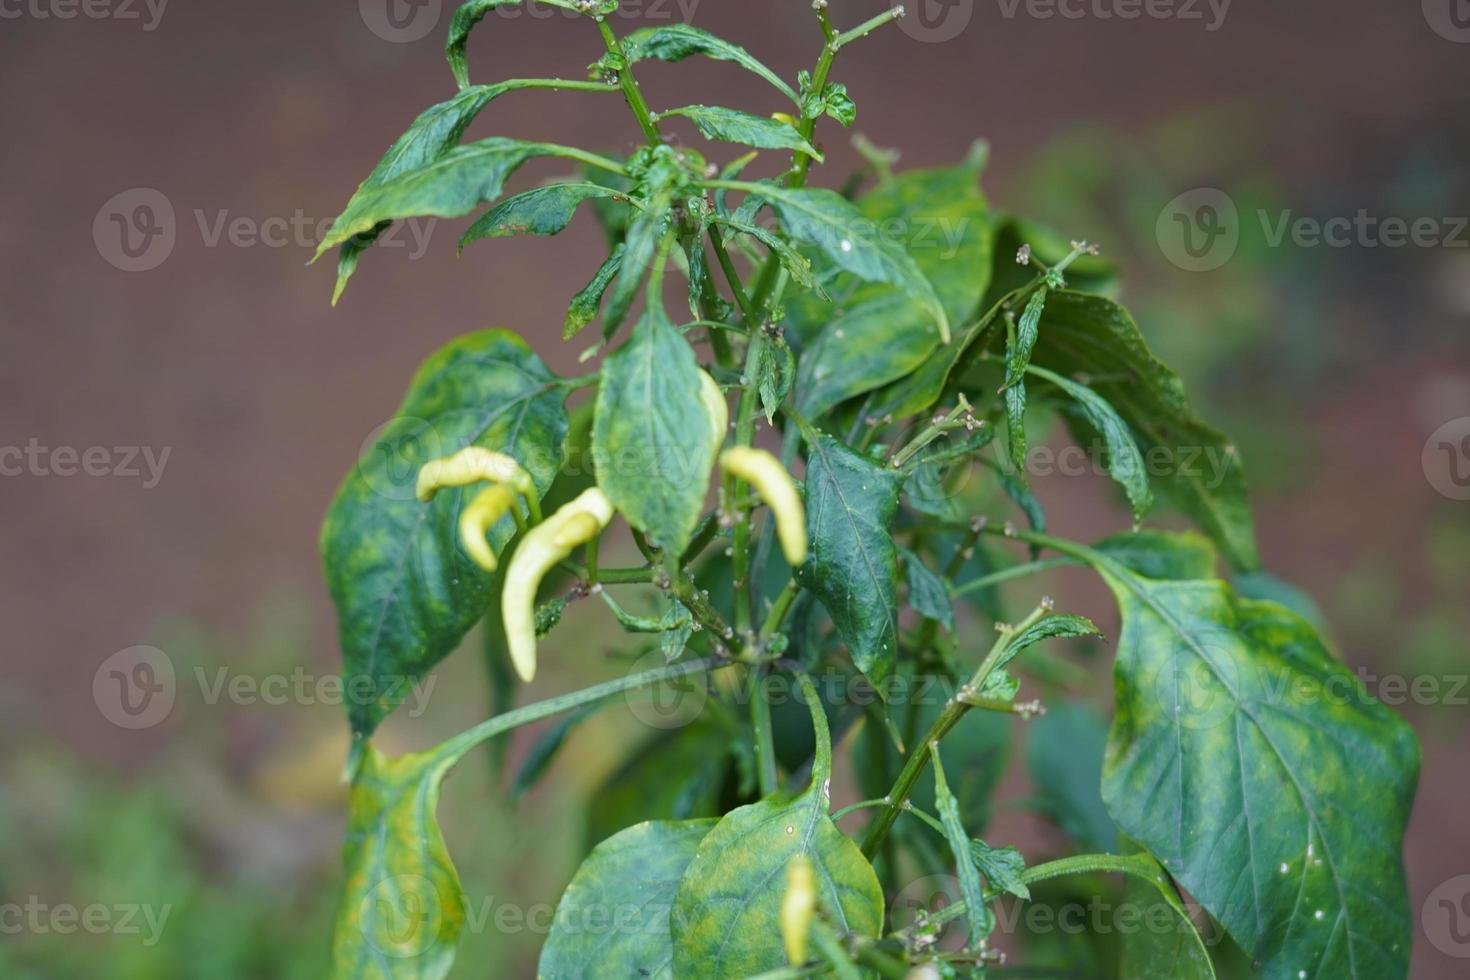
[720,447,808,565]
[502,488,615,682]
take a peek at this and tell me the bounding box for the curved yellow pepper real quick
[720,447,808,566]
[698,370,728,458]
[502,487,614,683]
[458,484,520,572]
[415,446,532,502]
[780,855,816,965]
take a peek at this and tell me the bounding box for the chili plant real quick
[315,3,1419,977]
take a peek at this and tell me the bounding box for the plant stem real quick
[859,601,1052,858]
[949,556,1078,597]
[829,6,908,52]
[749,666,778,796]
[436,656,723,765]
[760,578,803,637]
[597,19,661,143]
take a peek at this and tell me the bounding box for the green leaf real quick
[565,245,624,340]
[899,546,953,630]
[592,304,715,554]
[1119,844,1218,980]
[325,82,588,301]
[316,138,604,261]
[932,747,993,949]
[330,746,464,979]
[752,335,796,424]
[602,174,676,338]
[999,613,1101,673]
[1004,286,1048,388]
[446,0,517,89]
[796,433,901,692]
[1027,702,1118,853]
[1031,291,1259,568]
[322,330,567,736]
[659,105,821,159]
[969,839,1028,900]
[1095,551,1419,978]
[785,164,994,417]
[460,182,623,247]
[724,182,950,343]
[716,216,824,297]
[1028,362,1153,522]
[540,818,717,980]
[1095,528,1217,581]
[1004,378,1028,477]
[670,677,884,977]
[622,24,799,105]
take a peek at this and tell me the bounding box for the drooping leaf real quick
[1095,528,1217,581]
[899,546,953,630]
[540,819,717,980]
[1026,702,1118,853]
[564,245,624,340]
[932,747,994,948]
[325,82,602,300]
[1095,549,1419,978]
[621,24,799,105]
[752,334,797,423]
[670,678,884,977]
[1031,291,1259,568]
[601,162,679,337]
[724,181,950,342]
[592,304,715,554]
[316,138,605,261]
[1028,363,1153,522]
[322,330,567,736]
[797,433,901,692]
[997,613,1101,674]
[659,105,821,158]
[460,182,624,247]
[330,747,465,979]
[716,216,823,296]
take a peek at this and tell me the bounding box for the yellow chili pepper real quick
[698,370,729,458]
[720,447,808,566]
[458,483,520,572]
[502,487,614,683]
[415,446,532,502]
[780,855,816,965]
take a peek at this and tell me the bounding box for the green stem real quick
[760,578,803,637]
[831,797,893,822]
[829,6,908,51]
[917,853,1166,931]
[598,20,661,143]
[860,601,1051,858]
[749,666,778,796]
[435,656,723,765]
[949,556,1078,597]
